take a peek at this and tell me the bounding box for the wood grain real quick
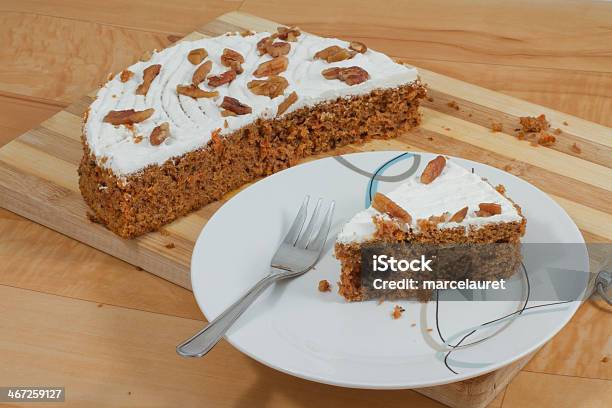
[525,299,612,380]
[411,59,612,127]
[0,2,610,407]
[502,370,612,408]
[2,0,242,34]
[0,208,204,321]
[0,92,64,146]
[239,0,612,73]
[0,12,172,103]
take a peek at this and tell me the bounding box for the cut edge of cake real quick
[334,155,527,302]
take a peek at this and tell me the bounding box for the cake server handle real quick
[176,273,280,358]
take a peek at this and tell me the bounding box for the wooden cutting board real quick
[0,11,610,408]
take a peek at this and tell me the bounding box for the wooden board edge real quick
[0,162,192,289]
[414,351,535,408]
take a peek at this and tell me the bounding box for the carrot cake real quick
[79,27,426,238]
[334,156,527,301]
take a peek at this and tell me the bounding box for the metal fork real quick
[176,196,335,358]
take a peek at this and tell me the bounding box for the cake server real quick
[177,195,335,358]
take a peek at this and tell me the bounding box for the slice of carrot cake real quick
[79,27,426,238]
[335,156,526,301]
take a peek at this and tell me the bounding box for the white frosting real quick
[337,160,523,243]
[84,32,419,175]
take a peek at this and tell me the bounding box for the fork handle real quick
[176,273,280,357]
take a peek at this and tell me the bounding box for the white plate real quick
[191,151,588,389]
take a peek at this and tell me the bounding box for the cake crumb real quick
[165,242,175,249]
[520,114,550,132]
[495,184,506,194]
[537,132,556,146]
[563,121,569,126]
[86,212,101,224]
[443,126,451,131]
[554,128,562,135]
[97,303,104,308]
[503,164,512,172]
[490,122,503,132]
[571,142,582,154]
[602,356,609,363]
[427,97,434,102]
[517,131,526,140]
[427,136,434,141]
[392,305,405,319]
[426,328,433,332]
[468,113,473,117]
[318,279,331,292]
[224,119,229,129]
[134,266,144,271]
[447,101,459,110]
[159,229,170,236]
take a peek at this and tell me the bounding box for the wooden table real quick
[0,1,610,407]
